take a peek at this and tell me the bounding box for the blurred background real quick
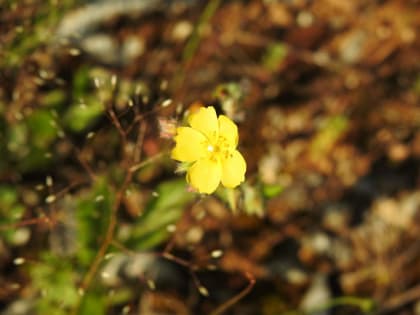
[1,0,420,314]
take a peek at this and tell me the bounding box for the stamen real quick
[207,145,214,152]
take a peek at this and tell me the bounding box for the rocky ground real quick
[0,0,420,314]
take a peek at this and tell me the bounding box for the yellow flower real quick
[171,106,246,194]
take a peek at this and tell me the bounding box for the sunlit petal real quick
[171,127,207,162]
[218,115,238,148]
[221,150,246,188]
[187,158,222,194]
[188,106,218,143]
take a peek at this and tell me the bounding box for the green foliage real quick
[262,183,284,198]
[242,182,265,217]
[64,97,104,132]
[2,0,80,69]
[0,116,7,171]
[76,178,114,266]
[30,253,80,315]
[413,75,420,95]
[311,115,349,157]
[27,110,58,147]
[0,186,25,244]
[73,67,92,98]
[7,109,58,172]
[7,122,27,155]
[218,182,270,217]
[29,178,115,314]
[214,82,243,119]
[126,178,194,250]
[64,67,105,132]
[41,90,67,108]
[78,290,107,315]
[222,187,239,213]
[263,42,288,70]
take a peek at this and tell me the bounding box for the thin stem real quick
[73,146,97,181]
[72,97,140,314]
[107,108,126,140]
[129,152,165,172]
[182,0,221,63]
[279,296,375,315]
[209,271,256,315]
[172,0,221,92]
[133,121,147,164]
[71,170,133,315]
[379,283,420,314]
[0,217,50,231]
[307,296,375,314]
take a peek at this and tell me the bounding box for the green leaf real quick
[41,90,66,108]
[30,253,79,314]
[262,183,283,198]
[76,178,114,266]
[0,186,18,208]
[311,115,349,157]
[0,186,26,244]
[127,179,194,250]
[73,66,91,97]
[79,290,106,315]
[6,110,58,172]
[242,182,265,217]
[26,109,57,148]
[64,96,104,132]
[7,123,27,154]
[262,42,288,70]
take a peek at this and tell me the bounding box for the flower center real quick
[204,136,232,160]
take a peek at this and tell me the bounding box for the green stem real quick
[182,0,222,63]
[281,296,375,315]
[172,0,221,92]
[71,172,132,315]
[71,152,163,314]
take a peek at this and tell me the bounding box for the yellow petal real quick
[188,106,218,143]
[187,158,222,194]
[218,115,238,148]
[171,127,207,162]
[221,150,246,188]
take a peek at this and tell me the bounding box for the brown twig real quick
[112,233,254,314]
[172,0,222,97]
[209,271,256,315]
[73,145,97,181]
[133,121,147,164]
[379,283,420,314]
[0,217,50,231]
[107,107,126,141]
[52,179,91,201]
[125,103,176,135]
[77,170,133,293]
[71,175,133,315]
[0,178,90,231]
[71,90,138,315]
[161,252,191,269]
[129,152,165,173]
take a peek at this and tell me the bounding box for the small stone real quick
[13,257,25,265]
[210,250,223,258]
[172,21,193,41]
[296,11,314,27]
[300,274,330,312]
[45,195,56,204]
[81,34,118,64]
[198,286,209,297]
[122,36,145,62]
